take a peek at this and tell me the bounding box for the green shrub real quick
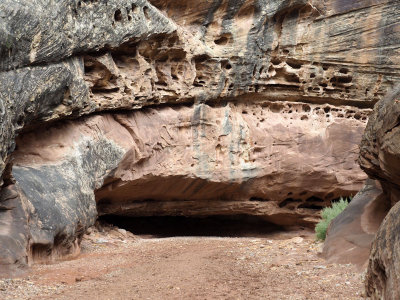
[315,197,349,241]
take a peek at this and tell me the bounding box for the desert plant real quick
[315,197,349,241]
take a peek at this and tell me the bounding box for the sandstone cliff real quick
[0,0,398,275]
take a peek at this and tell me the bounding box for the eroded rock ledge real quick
[1,0,399,275]
[1,100,367,274]
[2,0,398,183]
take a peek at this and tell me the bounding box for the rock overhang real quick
[1,0,399,276]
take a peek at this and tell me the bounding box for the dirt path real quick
[0,226,365,300]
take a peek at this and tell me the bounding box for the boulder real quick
[360,85,400,206]
[359,85,400,298]
[323,179,389,269]
[366,200,400,299]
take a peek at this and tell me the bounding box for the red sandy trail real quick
[0,223,363,299]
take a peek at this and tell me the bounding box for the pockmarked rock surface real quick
[3,0,400,181]
[0,0,175,71]
[0,0,175,183]
[94,102,367,223]
[1,0,400,274]
[2,101,368,273]
[322,179,389,269]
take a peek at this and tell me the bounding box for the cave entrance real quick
[98,215,285,239]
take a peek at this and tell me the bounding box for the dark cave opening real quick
[98,215,286,238]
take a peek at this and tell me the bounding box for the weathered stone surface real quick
[5,100,367,270]
[94,101,368,225]
[145,0,400,106]
[3,0,400,182]
[323,179,389,269]
[365,200,400,299]
[78,0,400,116]
[360,85,400,206]
[360,86,400,297]
[0,0,175,71]
[1,0,400,276]
[0,58,88,184]
[0,184,31,276]
[19,0,396,124]
[0,115,127,270]
[0,1,176,182]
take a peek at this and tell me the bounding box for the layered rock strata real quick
[2,100,367,274]
[2,0,398,182]
[0,0,175,183]
[1,0,399,274]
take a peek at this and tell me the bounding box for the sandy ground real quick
[0,221,365,300]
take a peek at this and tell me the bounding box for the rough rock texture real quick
[0,58,88,183]
[322,179,389,269]
[0,0,175,183]
[1,101,367,271]
[82,0,400,112]
[360,85,400,298]
[365,200,400,299]
[94,102,368,224]
[1,0,400,274]
[0,0,175,71]
[1,115,127,275]
[0,184,31,276]
[148,0,399,106]
[3,0,400,182]
[360,85,400,206]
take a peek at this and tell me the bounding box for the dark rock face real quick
[0,1,175,181]
[0,58,87,183]
[0,0,175,71]
[13,138,123,245]
[0,116,126,272]
[1,0,400,275]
